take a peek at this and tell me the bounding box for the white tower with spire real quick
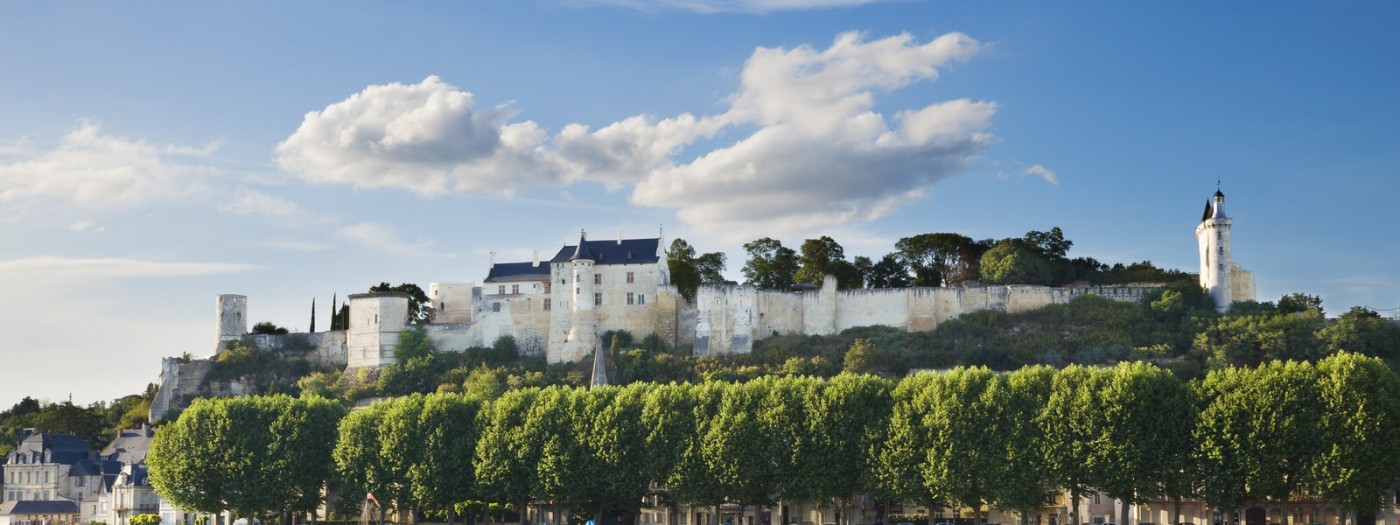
[1196,188,1233,312]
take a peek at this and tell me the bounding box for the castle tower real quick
[561,230,598,362]
[215,294,247,353]
[1196,189,1233,312]
[346,292,411,369]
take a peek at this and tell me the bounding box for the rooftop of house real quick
[5,432,93,466]
[0,500,80,516]
[549,237,662,266]
[101,425,155,465]
[484,261,551,283]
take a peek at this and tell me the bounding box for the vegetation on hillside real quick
[0,383,158,453]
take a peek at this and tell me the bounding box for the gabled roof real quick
[102,427,155,464]
[0,500,80,515]
[549,238,661,266]
[484,262,551,283]
[7,433,93,466]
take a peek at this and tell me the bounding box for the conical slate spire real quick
[590,336,608,389]
[570,229,594,261]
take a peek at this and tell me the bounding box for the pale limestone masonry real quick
[215,294,246,353]
[694,275,1161,356]
[1196,189,1256,311]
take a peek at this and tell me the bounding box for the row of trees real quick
[147,354,1400,525]
[668,228,1192,297]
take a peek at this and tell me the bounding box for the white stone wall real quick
[346,293,409,369]
[429,282,476,323]
[1231,264,1256,303]
[695,282,1165,356]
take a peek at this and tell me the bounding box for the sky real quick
[2,1,1399,408]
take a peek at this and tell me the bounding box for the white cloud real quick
[277,31,993,239]
[276,76,575,196]
[68,221,105,233]
[335,222,435,257]
[631,32,993,237]
[219,187,303,217]
[1027,164,1058,185]
[0,120,218,207]
[0,256,258,281]
[564,0,890,13]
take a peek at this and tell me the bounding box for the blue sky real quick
[2,1,1398,407]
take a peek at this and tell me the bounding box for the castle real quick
[149,189,1254,421]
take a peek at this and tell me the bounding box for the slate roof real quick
[549,238,661,266]
[484,262,551,283]
[6,433,93,465]
[101,427,155,464]
[0,500,80,515]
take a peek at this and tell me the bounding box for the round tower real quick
[215,294,247,353]
[1195,189,1233,312]
[562,230,598,362]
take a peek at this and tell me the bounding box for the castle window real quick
[544,281,551,294]
[639,294,645,305]
[627,292,635,305]
[594,293,602,306]
[498,285,506,295]
[544,299,551,311]
[492,302,500,312]
[512,284,520,295]
[594,274,601,285]
[627,272,634,283]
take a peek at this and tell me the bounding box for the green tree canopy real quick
[741,237,799,290]
[980,239,1052,285]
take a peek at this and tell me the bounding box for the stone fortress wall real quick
[694,275,1161,355]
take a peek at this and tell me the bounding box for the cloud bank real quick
[0,120,218,207]
[276,31,995,238]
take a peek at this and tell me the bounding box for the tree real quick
[1023,227,1073,259]
[921,367,1003,525]
[150,396,344,523]
[669,238,728,301]
[895,233,978,287]
[795,236,847,286]
[1317,307,1400,359]
[130,515,161,525]
[1092,363,1195,525]
[1039,365,1104,525]
[874,374,941,511]
[475,388,542,525]
[1312,353,1400,519]
[741,237,799,290]
[1244,361,1325,525]
[1277,293,1323,316]
[1196,367,1255,525]
[395,325,438,363]
[413,394,485,525]
[980,239,1051,285]
[866,254,912,289]
[334,399,394,519]
[370,282,433,324]
[251,321,289,335]
[811,375,893,525]
[696,252,727,286]
[992,366,1057,525]
[669,239,702,302]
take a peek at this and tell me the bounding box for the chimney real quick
[532,250,540,267]
[489,251,496,269]
[617,230,622,245]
